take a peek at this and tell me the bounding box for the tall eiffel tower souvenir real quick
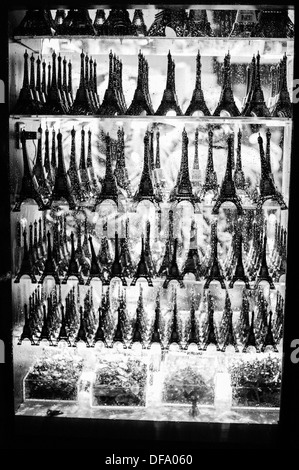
[13,50,43,115]
[168,288,181,348]
[87,56,98,111]
[94,133,119,208]
[84,54,97,113]
[119,218,134,278]
[62,56,72,110]
[202,293,220,351]
[92,59,100,109]
[229,232,250,289]
[49,130,76,209]
[78,128,92,199]
[187,291,200,347]
[220,291,238,352]
[243,311,259,352]
[212,134,243,215]
[255,227,275,289]
[13,130,46,211]
[107,233,127,286]
[256,130,287,210]
[213,52,240,116]
[233,129,251,201]
[43,127,52,186]
[35,56,46,105]
[74,224,90,276]
[46,51,68,114]
[133,131,162,207]
[37,217,45,259]
[158,210,174,276]
[185,52,210,116]
[126,52,154,115]
[200,128,218,200]
[75,307,89,345]
[32,126,50,200]
[251,8,294,38]
[186,10,213,37]
[39,232,60,284]
[155,52,182,115]
[131,236,153,287]
[28,222,39,275]
[15,229,37,283]
[29,53,42,107]
[148,9,187,37]
[150,290,162,346]
[86,129,98,194]
[261,311,278,352]
[93,9,106,35]
[132,9,147,36]
[86,235,104,285]
[18,304,35,345]
[204,221,226,289]
[102,9,135,36]
[182,219,202,280]
[97,52,125,115]
[71,51,94,115]
[163,238,184,289]
[237,288,250,343]
[57,53,68,112]
[272,53,292,118]
[38,304,53,344]
[14,9,55,36]
[41,60,47,99]
[114,127,131,196]
[93,300,108,346]
[57,305,71,345]
[62,232,84,284]
[242,52,270,117]
[131,285,145,346]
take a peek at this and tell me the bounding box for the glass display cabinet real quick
[5,4,298,446]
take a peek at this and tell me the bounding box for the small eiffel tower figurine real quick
[86,235,104,285]
[43,126,52,186]
[204,221,226,289]
[62,56,72,110]
[256,130,287,210]
[158,210,174,276]
[186,10,213,37]
[113,298,126,346]
[168,288,181,348]
[84,54,96,113]
[243,311,259,352]
[229,231,251,289]
[163,238,184,289]
[88,56,98,111]
[202,293,220,351]
[187,291,200,347]
[18,304,35,345]
[242,52,270,117]
[57,53,69,112]
[15,229,37,284]
[86,129,98,194]
[133,131,162,207]
[97,51,125,115]
[272,53,292,118]
[41,60,47,100]
[39,231,60,284]
[29,54,42,107]
[108,232,127,286]
[35,56,46,105]
[182,219,202,281]
[237,288,250,343]
[132,9,147,36]
[220,291,239,352]
[13,50,43,115]
[46,51,68,114]
[131,285,145,347]
[62,232,84,284]
[185,52,210,116]
[114,127,132,196]
[119,218,134,278]
[13,131,46,211]
[148,9,188,37]
[131,236,153,287]
[93,301,108,346]
[64,128,83,200]
[233,129,251,201]
[14,9,55,36]
[155,51,182,115]
[150,290,162,346]
[261,311,278,352]
[200,128,218,200]
[78,128,92,199]
[70,51,94,115]
[93,9,106,35]
[169,128,200,208]
[75,307,89,345]
[38,304,53,344]
[213,52,240,116]
[49,130,76,209]
[32,126,50,199]
[94,133,119,208]
[212,134,243,215]
[144,220,156,278]
[57,305,71,345]
[126,52,154,115]
[255,225,275,289]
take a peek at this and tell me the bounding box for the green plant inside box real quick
[229,355,282,407]
[25,353,84,401]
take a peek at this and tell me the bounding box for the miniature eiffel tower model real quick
[220,291,239,351]
[75,307,89,344]
[126,52,154,115]
[86,129,98,195]
[70,51,94,115]
[148,9,188,37]
[169,128,200,207]
[150,290,162,346]
[93,300,108,346]
[106,232,127,286]
[119,218,134,278]
[233,129,252,203]
[163,238,184,289]
[251,8,294,38]
[191,129,202,194]
[98,51,125,115]
[93,9,106,35]
[144,220,156,278]
[133,131,162,207]
[182,219,202,281]
[256,130,287,210]
[131,285,145,346]
[38,304,53,344]
[187,291,200,347]
[18,303,36,345]
[242,52,270,117]
[94,133,119,208]
[158,210,174,277]
[168,287,181,348]
[28,222,39,275]
[272,53,292,118]
[85,55,97,113]
[62,232,84,284]
[261,311,278,352]
[155,51,182,115]
[57,304,71,345]
[35,56,46,104]
[186,10,213,37]
[102,9,135,36]
[61,9,95,35]
[86,235,104,285]
[32,126,50,199]
[13,130,46,211]
[132,9,147,36]
[243,311,259,352]
[37,218,45,259]
[237,288,250,344]
[202,293,220,350]
[212,134,243,215]
[62,56,72,110]
[152,128,166,195]
[131,235,153,286]
[98,220,113,274]
[15,228,37,283]
[43,127,52,187]
[229,231,251,289]
[14,9,55,36]
[75,223,90,277]
[92,59,100,108]
[114,127,132,196]
[13,50,42,114]
[29,54,42,107]
[255,225,275,289]
[78,128,92,199]
[39,231,60,284]
[50,128,57,182]
[200,129,218,200]
[41,60,47,100]
[204,221,226,289]
[213,52,240,116]
[87,56,99,110]
[57,53,69,112]
[46,51,68,114]
[185,52,210,116]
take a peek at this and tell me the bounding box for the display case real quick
[5,4,298,444]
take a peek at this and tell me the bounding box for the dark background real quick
[0,0,298,452]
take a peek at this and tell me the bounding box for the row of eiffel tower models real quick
[13,122,287,214]
[14,203,287,290]
[12,49,292,118]
[13,8,294,38]
[16,281,284,352]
